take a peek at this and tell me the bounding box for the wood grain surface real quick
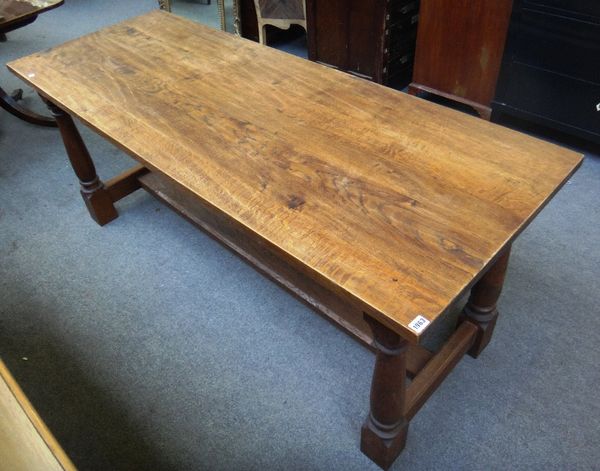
[139,170,434,377]
[0,359,76,471]
[7,11,582,341]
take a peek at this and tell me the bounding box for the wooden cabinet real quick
[237,0,419,88]
[493,1,600,144]
[306,0,420,87]
[408,0,513,120]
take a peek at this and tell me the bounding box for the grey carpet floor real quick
[1,1,599,470]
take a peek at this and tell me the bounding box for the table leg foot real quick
[43,97,118,226]
[79,177,119,226]
[461,248,511,358]
[360,315,409,470]
[361,417,408,470]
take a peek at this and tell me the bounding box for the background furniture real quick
[0,359,76,471]
[0,0,63,126]
[253,0,306,45]
[158,0,211,10]
[237,0,259,39]
[306,0,420,87]
[408,0,513,119]
[158,0,227,31]
[493,0,600,144]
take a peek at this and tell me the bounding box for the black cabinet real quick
[493,1,600,144]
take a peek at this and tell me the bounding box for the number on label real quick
[408,315,430,334]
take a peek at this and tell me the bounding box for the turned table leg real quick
[44,99,118,226]
[361,315,409,470]
[461,248,511,358]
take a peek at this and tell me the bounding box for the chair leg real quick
[217,0,226,31]
[258,23,267,45]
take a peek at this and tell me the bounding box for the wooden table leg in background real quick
[361,315,410,470]
[461,248,511,358]
[43,98,118,226]
[0,85,57,126]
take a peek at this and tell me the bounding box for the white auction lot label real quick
[408,315,430,333]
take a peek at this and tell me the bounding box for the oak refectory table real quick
[7,11,582,469]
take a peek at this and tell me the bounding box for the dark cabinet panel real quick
[494,0,600,144]
[239,0,259,41]
[523,0,600,20]
[501,64,600,134]
[306,0,419,87]
[307,0,358,72]
[345,1,386,80]
[408,0,514,120]
[514,8,600,84]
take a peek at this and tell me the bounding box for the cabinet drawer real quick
[502,63,600,137]
[515,8,600,83]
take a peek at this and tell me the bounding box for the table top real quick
[0,0,63,30]
[7,11,582,341]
